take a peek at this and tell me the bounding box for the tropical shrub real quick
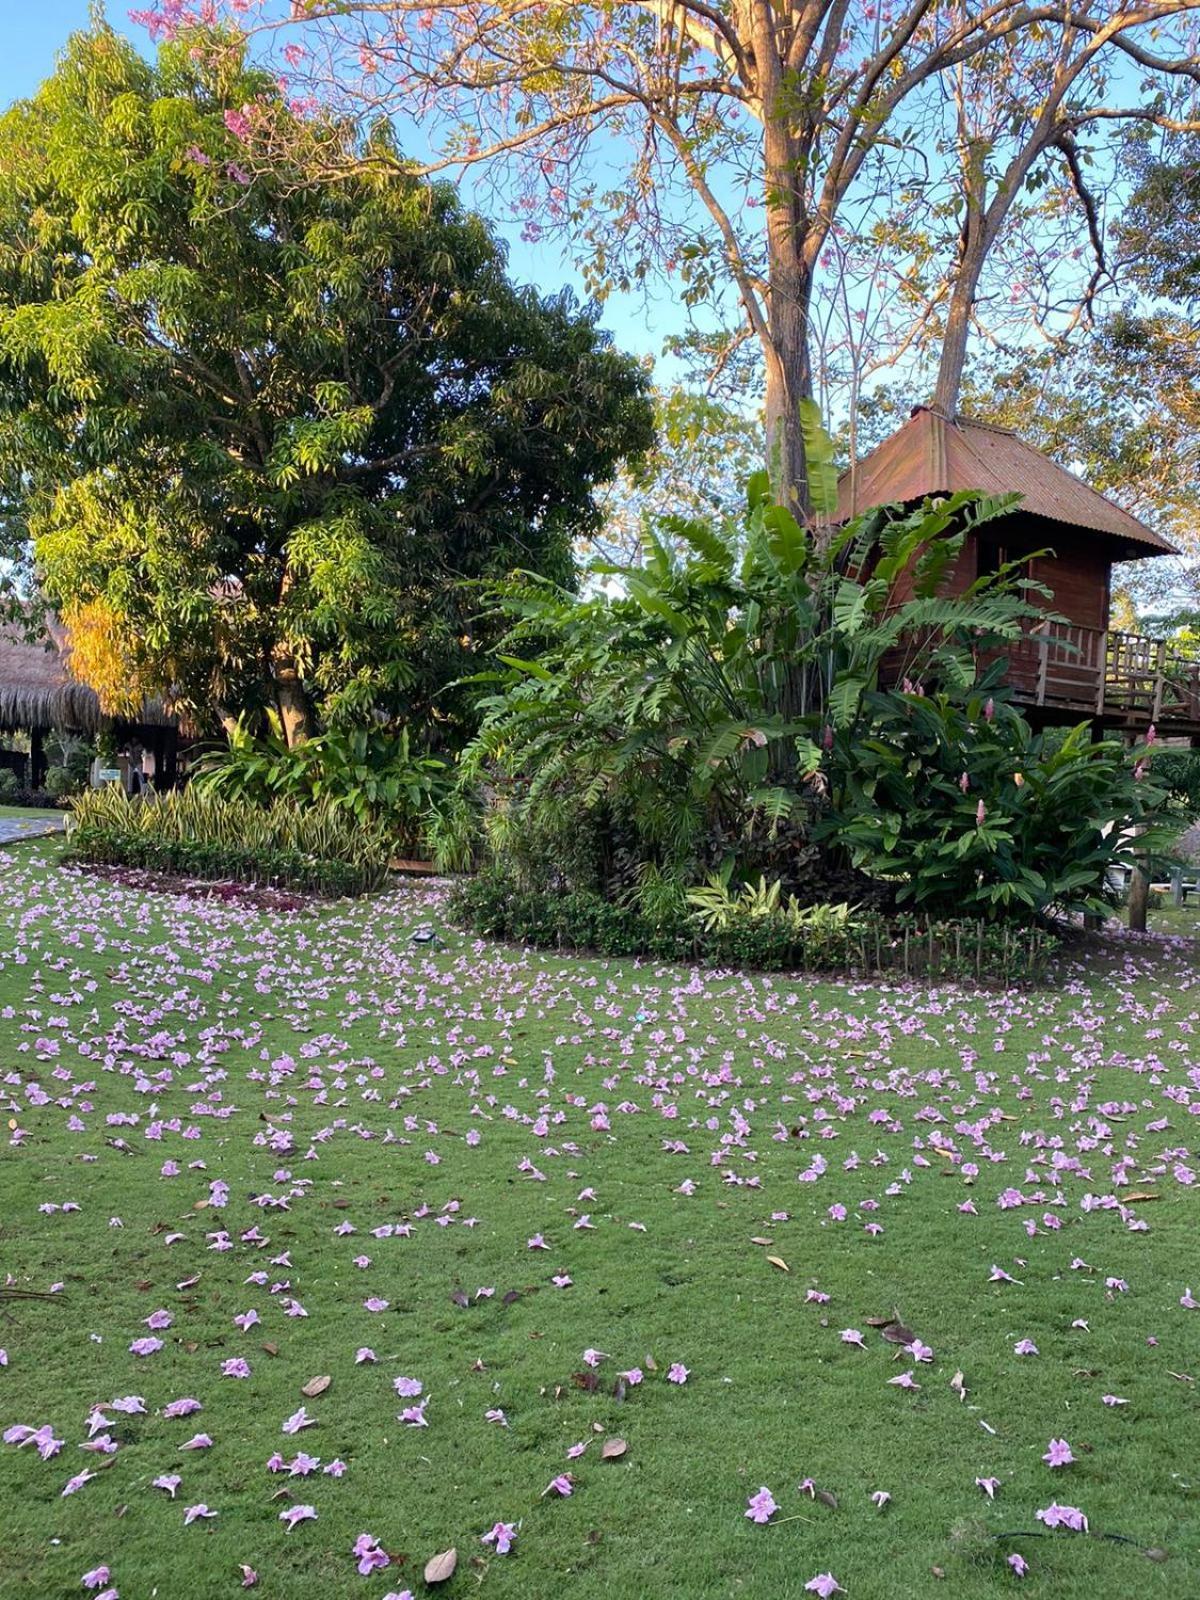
[448,869,1058,985]
[820,684,1170,917]
[459,447,1041,905]
[0,769,19,803]
[64,787,390,896]
[43,765,77,800]
[193,725,448,852]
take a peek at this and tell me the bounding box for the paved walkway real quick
[0,814,65,846]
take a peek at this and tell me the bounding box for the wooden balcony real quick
[999,621,1200,735]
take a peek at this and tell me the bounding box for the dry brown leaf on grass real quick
[424,1548,457,1583]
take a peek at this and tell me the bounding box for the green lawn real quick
[1,843,1198,1600]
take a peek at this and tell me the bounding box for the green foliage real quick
[459,477,1039,903]
[0,24,653,741]
[193,723,448,851]
[0,768,18,803]
[821,685,1172,918]
[1150,748,1200,814]
[42,765,76,800]
[64,786,390,896]
[448,868,1058,985]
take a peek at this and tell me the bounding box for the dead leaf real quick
[749,1236,773,1246]
[644,1354,657,1372]
[864,1316,892,1328]
[766,1255,789,1273]
[261,1341,279,1357]
[950,1371,967,1402]
[301,1375,331,1398]
[502,1289,522,1306]
[1144,1548,1170,1563]
[880,1321,916,1346]
[450,1289,469,1309]
[571,1372,600,1392]
[424,1548,457,1584]
[816,1489,838,1511]
[1123,1191,1160,1203]
[600,1437,628,1461]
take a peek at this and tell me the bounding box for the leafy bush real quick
[448,869,1057,985]
[43,765,77,800]
[0,769,19,803]
[820,685,1171,918]
[193,725,448,853]
[64,787,390,896]
[1151,748,1200,814]
[460,466,1041,903]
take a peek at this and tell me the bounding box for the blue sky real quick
[2,3,677,378]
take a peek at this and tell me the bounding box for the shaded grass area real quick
[0,841,1198,1600]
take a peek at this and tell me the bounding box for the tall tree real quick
[150,1,1200,503]
[0,24,652,744]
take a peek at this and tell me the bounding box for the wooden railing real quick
[1003,621,1200,727]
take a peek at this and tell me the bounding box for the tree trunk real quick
[932,160,989,417]
[1128,858,1149,933]
[757,4,814,511]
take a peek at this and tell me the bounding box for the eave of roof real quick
[837,405,1176,558]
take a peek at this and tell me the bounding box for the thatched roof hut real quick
[0,621,175,735]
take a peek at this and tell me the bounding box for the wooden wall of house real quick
[963,515,1113,631]
[871,510,1117,633]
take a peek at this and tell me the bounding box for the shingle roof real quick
[837,406,1175,556]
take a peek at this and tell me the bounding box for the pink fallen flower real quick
[905,1338,934,1363]
[840,1329,867,1350]
[1013,1339,1039,1356]
[355,1347,376,1364]
[281,1407,314,1435]
[1101,1394,1128,1407]
[481,1521,517,1554]
[1036,1502,1088,1532]
[871,1490,891,1509]
[667,1363,690,1384]
[363,1297,389,1313]
[129,1338,163,1357]
[805,1576,844,1598]
[153,1473,182,1497]
[179,1433,212,1450]
[1043,1438,1074,1468]
[280,1504,317,1532]
[544,1474,574,1497]
[162,1398,202,1419]
[183,1503,216,1525]
[62,1469,96,1496]
[888,1372,920,1390]
[976,1477,1001,1499]
[1008,1553,1029,1576]
[81,1567,111,1590]
[393,1376,422,1398]
[353,1533,389,1576]
[745,1486,777,1524]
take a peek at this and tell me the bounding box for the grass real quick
[1,841,1199,1600]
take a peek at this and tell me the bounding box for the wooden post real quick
[1172,864,1184,909]
[29,727,46,788]
[1095,631,1108,716]
[1152,639,1166,722]
[1035,632,1048,706]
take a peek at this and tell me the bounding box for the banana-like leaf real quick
[799,398,839,523]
